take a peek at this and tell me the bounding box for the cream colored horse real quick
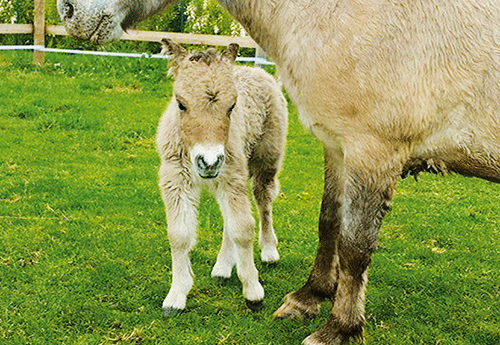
[157,39,287,314]
[59,1,500,344]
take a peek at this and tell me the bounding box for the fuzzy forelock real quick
[188,49,220,66]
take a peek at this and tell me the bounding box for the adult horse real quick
[58,1,500,344]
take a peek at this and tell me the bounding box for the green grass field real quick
[1,51,499,344]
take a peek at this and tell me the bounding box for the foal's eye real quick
[227,103,236,117]
[177,100,187,112]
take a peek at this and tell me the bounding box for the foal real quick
[156,39,288,314]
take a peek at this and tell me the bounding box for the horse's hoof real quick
[162,306,182,317]
[303,329,352,345]
[273,293,320,319]
[246,299,264,312]
[212,275,229,285]
[274,303,304,319]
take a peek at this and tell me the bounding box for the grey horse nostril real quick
[64,2,75,20]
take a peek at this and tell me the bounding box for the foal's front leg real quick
[211,224,236,281]
[214,179,265,309]
[159,164,200,315]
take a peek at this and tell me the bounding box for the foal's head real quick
[162,38,239,179]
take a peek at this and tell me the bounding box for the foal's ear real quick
[161,38,188,76]
[222,43,239,63]
[161,38,187,59]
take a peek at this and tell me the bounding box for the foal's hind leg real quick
[253,167,280,263]
[214,176,264,306]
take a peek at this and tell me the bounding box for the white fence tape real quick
[0,45,45,51]
[0,45,275,65]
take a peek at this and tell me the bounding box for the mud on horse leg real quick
[274,147,343,319]
[304,167,399,345]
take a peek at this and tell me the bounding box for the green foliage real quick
[0,0,33,23]
[183,0,242,35]
[0,0,14,23]
[1,51,499,344]
[135,2,185,33]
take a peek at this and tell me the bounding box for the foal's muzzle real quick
[191,144,226,179]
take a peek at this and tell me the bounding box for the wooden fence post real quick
[33,0,45,64]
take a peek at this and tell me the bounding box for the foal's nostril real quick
[195,154,225,177]
[211,155,224,170]
[196,155,224,169]
[195,155,208,171]
[215,155,224,168]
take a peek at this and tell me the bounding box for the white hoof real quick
[162,290,187,312]
[242,280,265,303]
[261,246,280,263]
[211,260,234,279]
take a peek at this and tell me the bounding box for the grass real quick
[1,50,499,345]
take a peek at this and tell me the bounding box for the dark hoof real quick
[262,260,279,267]
[246,299,264,312]
[303,327,358,345]
[212,275,229,285]
[273,293,321,319]
[304,316,364,345]
[303,332,350,345]
[162,306,182,317]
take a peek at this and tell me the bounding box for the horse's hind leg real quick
[303,142,401,344]
[253,166,280,263]
[274,146,343,319]
[276,139,402,344]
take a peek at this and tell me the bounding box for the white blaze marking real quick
[190,144,225,166]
